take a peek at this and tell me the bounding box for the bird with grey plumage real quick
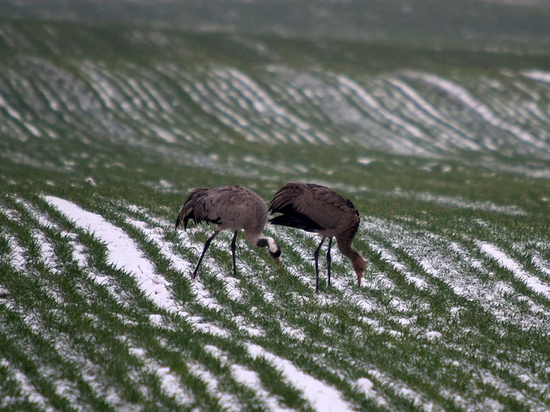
[175,186,281,279]
[269,183,365,293]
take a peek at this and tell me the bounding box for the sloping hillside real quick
[1,17,550,411]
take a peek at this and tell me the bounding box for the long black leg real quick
[231,231,238,277]
[314,237,326,293]
[192,231,220,279]
[327,237,333,287]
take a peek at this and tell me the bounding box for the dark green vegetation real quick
[1,4,550,410]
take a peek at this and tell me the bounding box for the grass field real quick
[2,5,550,411]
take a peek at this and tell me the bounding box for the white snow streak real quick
[45,196,182,313]
[204,345,290,411]
[247,343,354,412]
[0,359,52,411]
[479,243,550,298]
[128,347,193,407]
[45,196,231,337]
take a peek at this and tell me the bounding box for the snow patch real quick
[45,196,230,337]
[247,343,354,412]
[0,359,52,411]
[479,243,550,298]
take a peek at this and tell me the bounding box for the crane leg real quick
[192,231,220,279]
[231,231,238,277]
[326,237,333,287]
[314,237,326,293]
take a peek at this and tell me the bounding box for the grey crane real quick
[175,185,281,278]
[269,183,365,292]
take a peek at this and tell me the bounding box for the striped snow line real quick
[128,346,194,408]
[130,214,273,334]
[336,75,433,152]
[134,68,174,114]
[221,68,331,145]
[0,80,43,139]
[530,252,550,278]
[522,70,550,84]
[365,218,550,331]
[384,189,527,216]
[314,72,414,151]
[415,73,548,151]
[123,217,220,311]
[204,345,291,411]
[81,65,120,111]
[387,77,481,151]
[2,235,27,272]
[187,362,241,411]
[0,206,27,271]
[0,359,53,411]
[32,230,59,275]
[366,368,435,411]
[267,226,383,316]
[246,343,355,412]
[124,213,269,337]
[475,77,550,143]
[478,242,550,299]
[44,196,232,338]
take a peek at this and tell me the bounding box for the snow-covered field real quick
[2,10,550,411]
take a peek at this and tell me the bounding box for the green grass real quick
[1,16,550,412]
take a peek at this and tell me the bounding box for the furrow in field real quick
[128,346,194,409]
[284,69,402,150]
[0,24,36,52]
[80,64,123,112]
[364,368,435,412]
[131,67,174,115]
[0,74,44,140]
[45,196,175,304]
[98,68,189,144]
[204,344,292,412]
[204,70,284,144]
[45,333,144,411]
[3,200,214,410]
[368,240,429,291]
[365,77,449,153]
[0,358,54,412]
[99,70,154,119]
[122,216,220,311]
[187,362,242,411]
[123,209,274,338]
[44,196,233,336]
[473,76,550,144]
[218,68,331,144]
[411,72,550,156]
[354,377,390,409]
[4,199,258,408]
[267,227,405,335]
[247,343,356,412]
[268,78,332,125]
[174,68,271,143]
[522,70,550,86]
[384,188,527,216]
[0,307,107,412]
[2,232,27,273]
[334,74,435,155]
[25,59,98,121]
[478,242,550,299]
[364,217,550,334]
[386,77,482,152]
[529,251,550,281]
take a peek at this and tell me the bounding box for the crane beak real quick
[274,257,280,269]
[355,270,363,287]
